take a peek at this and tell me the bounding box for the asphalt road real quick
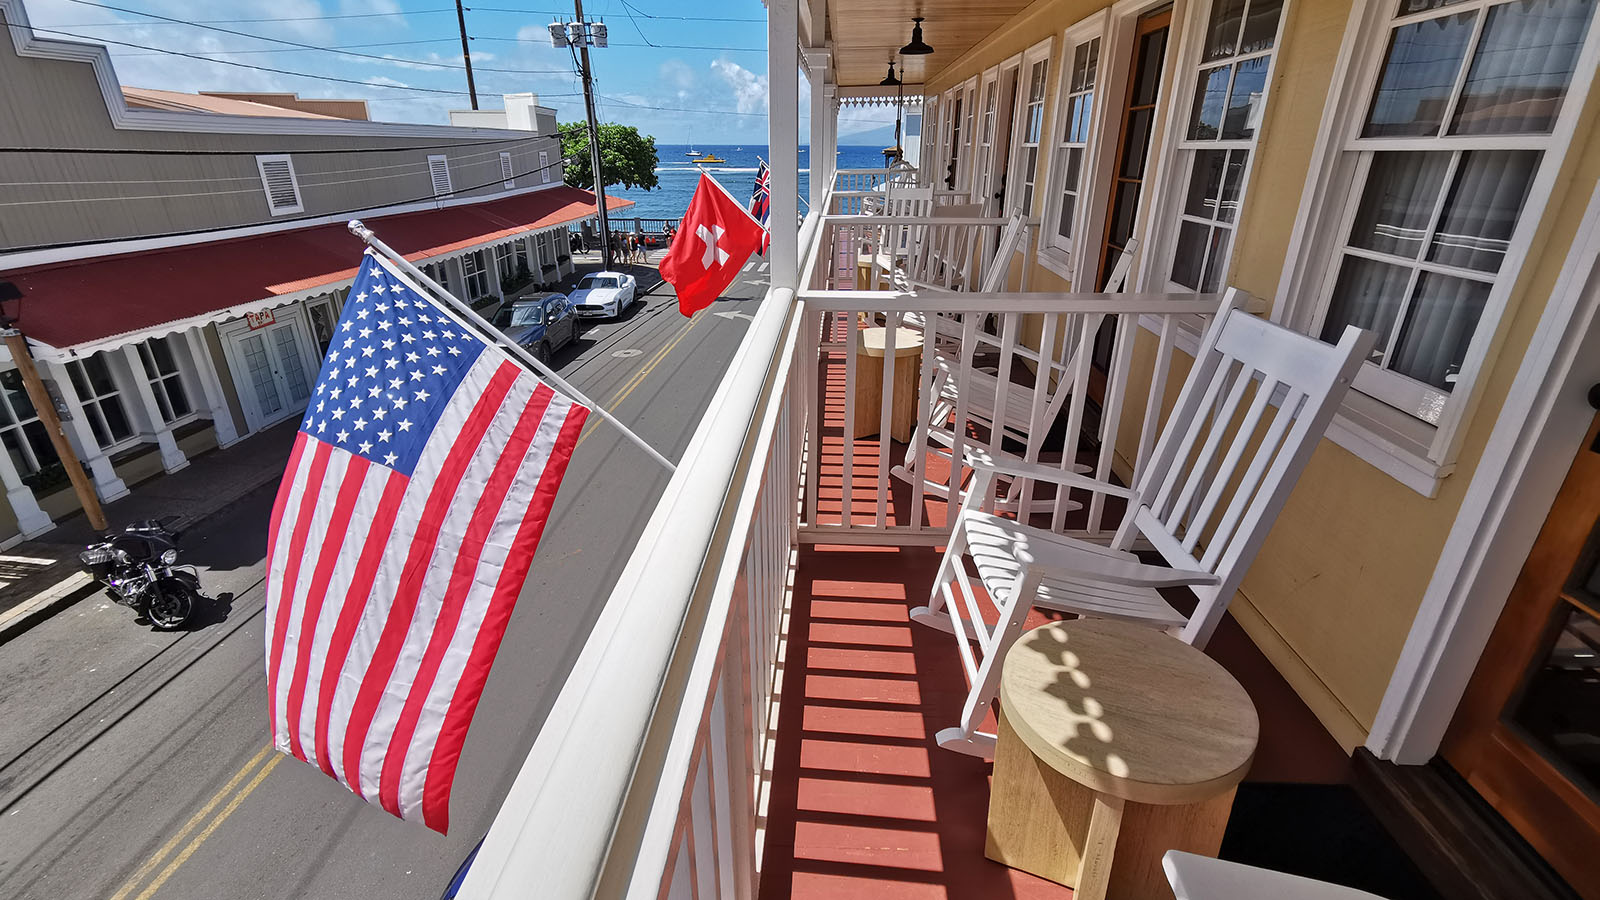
[0,266,770,900]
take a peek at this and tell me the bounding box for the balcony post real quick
[768,0,800,291]
[804,45,832,208]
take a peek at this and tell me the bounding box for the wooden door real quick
[1443,411,1600,899]
[1095,7,1170,289]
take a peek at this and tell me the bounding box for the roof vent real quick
[428,154,452,197]
[255,154,303,215]
[500,151,515,189]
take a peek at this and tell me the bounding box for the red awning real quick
[4,186,634,352]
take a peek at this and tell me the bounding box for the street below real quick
[0,267,768,900]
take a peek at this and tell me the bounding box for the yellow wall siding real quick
[914,0,1600,749]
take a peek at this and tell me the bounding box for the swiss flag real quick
[660,173,765,317]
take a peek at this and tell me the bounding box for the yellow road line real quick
[132,753,285,900]
[108,743,274,900]
[576,308,707,449]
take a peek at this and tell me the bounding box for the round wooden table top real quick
[858,326,924,358]
[999,619,1259,806]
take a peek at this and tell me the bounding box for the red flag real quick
[661,173,765,317]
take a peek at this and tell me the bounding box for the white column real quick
[42,359,129,502]
[491,246,507,302]
[522,236,538,280]
[0,434,52,537]
[825,91,840,195]
[121,344,189,474]
[768,0,800,292]
[805,46,832,207]
[184,326,241,447]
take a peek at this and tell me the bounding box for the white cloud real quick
[340,0,403,14]
[363,75,409,88]
[710,58,767,115]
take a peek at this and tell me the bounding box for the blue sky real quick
[22,0,895,143]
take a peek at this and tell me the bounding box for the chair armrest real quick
[965,448,1139,500]
[1016,536,1221,589]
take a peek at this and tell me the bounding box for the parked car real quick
[494,292,575,365]
[570,271,637,318]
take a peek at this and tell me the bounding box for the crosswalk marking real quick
[758,262,769,273]
[742,261,755,273]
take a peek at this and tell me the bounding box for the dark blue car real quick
[494,292,576,365]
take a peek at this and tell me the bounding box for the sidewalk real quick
[0,421,296,640]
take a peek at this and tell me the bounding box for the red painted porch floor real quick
[757,318,1438,899]
[754,542,1352,900]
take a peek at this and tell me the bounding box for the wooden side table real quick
[853,326,924,443]
[987,619,1259,900]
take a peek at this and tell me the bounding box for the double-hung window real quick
[1311,0,1598,428]
[137,337,194,425]
[68,354,135,449]
[1041,25,1105,277]
[495,243,518,282]
[1166,0,1288,293]
[1009,45,1053,217]
[0,369,60,484]
[462,250,491,300]
[944,88,965,191]
[958,79,980,192]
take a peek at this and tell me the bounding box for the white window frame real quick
[539,149,551,184]
[500,151,515,189]
[254,153,304,216]
[1004,38,1057,220]
[136,336,199,429]
[1272,0,1600,495]
[1039,11,1113,282]
[462,249,491,301]
[428,153,452,197]
[1140,0,1291,295]
[67,353,139,453]
[0,367,58,476]
[955,76,980,194]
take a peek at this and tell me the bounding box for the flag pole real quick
[346,219,676,473]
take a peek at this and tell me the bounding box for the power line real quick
[599,95,769,118]
[3,150,593,255]
[473,35,764,52]
[119,39,463,57]
[472,6,766,22]
[50,0,574,75]
[614,0,657,48]
[47,6,457,25]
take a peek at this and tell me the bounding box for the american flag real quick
[750,160,771,255]
[264,250,587,833]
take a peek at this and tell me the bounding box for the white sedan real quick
[570,271,637,318]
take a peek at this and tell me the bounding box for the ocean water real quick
[602,144,892,223]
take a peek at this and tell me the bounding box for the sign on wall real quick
[246,309,277,330]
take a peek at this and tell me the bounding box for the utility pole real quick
[573,0,613,270]
[0,330,105,531]
[454,0,478,110]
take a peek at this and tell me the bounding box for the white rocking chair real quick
[1163,851,1391,900]
[910,290,1375,757]
[891,238,1142,511]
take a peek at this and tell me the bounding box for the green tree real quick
[560,122,660,192]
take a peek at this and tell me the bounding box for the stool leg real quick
[1076,794,1125,900]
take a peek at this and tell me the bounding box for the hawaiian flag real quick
[264,250,587,833]
[750,160,771,256]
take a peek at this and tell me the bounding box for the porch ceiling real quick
[826,0,1036,88]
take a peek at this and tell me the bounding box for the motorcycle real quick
[79,517,205,630]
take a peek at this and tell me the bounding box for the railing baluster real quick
[1052,317,1098,533]
[876,311,899,528]
[1018,311,1058,517]
[841,307,857,527]
[1089,311,1137,537]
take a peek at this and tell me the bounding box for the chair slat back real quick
[1117,288,1376,645]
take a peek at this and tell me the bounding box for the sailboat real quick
[685,148,702,158]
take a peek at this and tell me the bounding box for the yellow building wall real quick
[918,0,1600,750]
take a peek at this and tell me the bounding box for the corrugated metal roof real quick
[7,186,634,352]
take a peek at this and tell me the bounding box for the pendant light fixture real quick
[880,59,901,87]
[900,17,934,56]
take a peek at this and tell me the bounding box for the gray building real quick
[0,0,628,547]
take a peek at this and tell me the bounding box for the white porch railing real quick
[461,198,1243,900]
[459,213,820,900]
